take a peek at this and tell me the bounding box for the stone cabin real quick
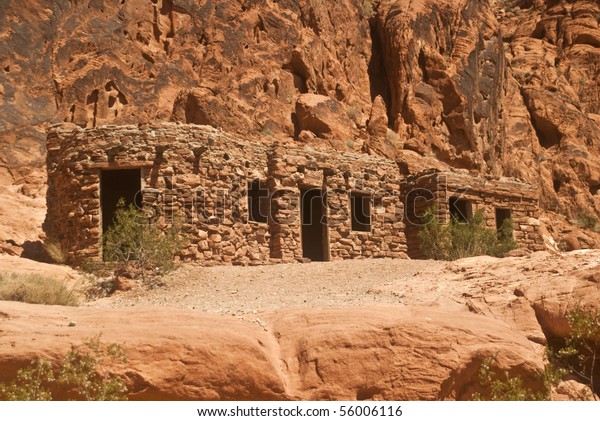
[401,169,544,259]
[45,123,406,265]
[44,123,544,265]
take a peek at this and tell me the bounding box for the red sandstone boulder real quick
[0,301,543,401]
[294,94,358,146]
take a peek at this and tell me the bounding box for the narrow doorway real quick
[300,187,328,261]
[100,168,142,235]
[495,208,513,239]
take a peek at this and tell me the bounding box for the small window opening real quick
[449,197,472,223]
[350,192,371,232]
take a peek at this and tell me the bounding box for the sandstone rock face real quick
[0,301,543,400]
[500,0,600,219]
[265,307,543,400]
[367,95,389,138]
[1,0,600,251]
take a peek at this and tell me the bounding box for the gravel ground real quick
[87,258,444,316]
[85,250,600,319]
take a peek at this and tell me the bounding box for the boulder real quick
[0,302,544,401]
[294,94,357,145]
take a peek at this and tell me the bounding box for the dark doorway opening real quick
[247,179,269,223]
[300,187,328,262]
[350,192,372,232]
[495,208,513,239]
[100,168,142,235]
[449,197,472,223]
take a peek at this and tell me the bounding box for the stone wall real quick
[401,169,544,258]
[268,146,406,261]
[45,123,407,265]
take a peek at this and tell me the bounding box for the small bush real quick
[362,0,373,17]
[419,207,516,260]
[260,125,274,136]
[472,355,562,401]
[0,336,128,401]
[576,212,598,230]
[43,240,66,264]
[346,106,360,123]
[385,129,400,144]
[0,273,78,306]
[553,305,600,398]
[102,199,185,283]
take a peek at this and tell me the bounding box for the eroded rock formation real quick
[0,0,599,251]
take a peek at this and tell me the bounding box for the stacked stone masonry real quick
[44,123,544,265]
[401,169,544,259]
[45,123,406,265]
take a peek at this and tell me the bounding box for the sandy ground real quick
[2,249,598,322]
[85,250,600,318]
[87,258,443,316]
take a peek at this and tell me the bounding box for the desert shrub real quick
[418,208,452,260]
[78,272,120,300]
[472,355,563,401]
[475,306,600,401]
[576,212,598,230]
[260,125,274,136]
[43,240,66,264]
[553,305,600,399]
[102,199,185,283]
[385,129,400,144]
[419,207,516,260]
[0,273,78,306]
[0,336,127,401]
[362,0,373,17]
[346,106,360,123]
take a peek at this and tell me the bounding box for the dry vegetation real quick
[0,272,78,306]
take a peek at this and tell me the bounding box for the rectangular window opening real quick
[449,197,472,223]
[350,192,372,232]
[247,179,269,223]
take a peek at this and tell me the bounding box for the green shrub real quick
[419,207,516,260]
[102,199,184,283]
[472,355,563,401]
[0,273,78,306]
[473,306,600,401]
[553,305,600,398]
[0,336,127,401]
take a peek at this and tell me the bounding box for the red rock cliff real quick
[0,0,599,250]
